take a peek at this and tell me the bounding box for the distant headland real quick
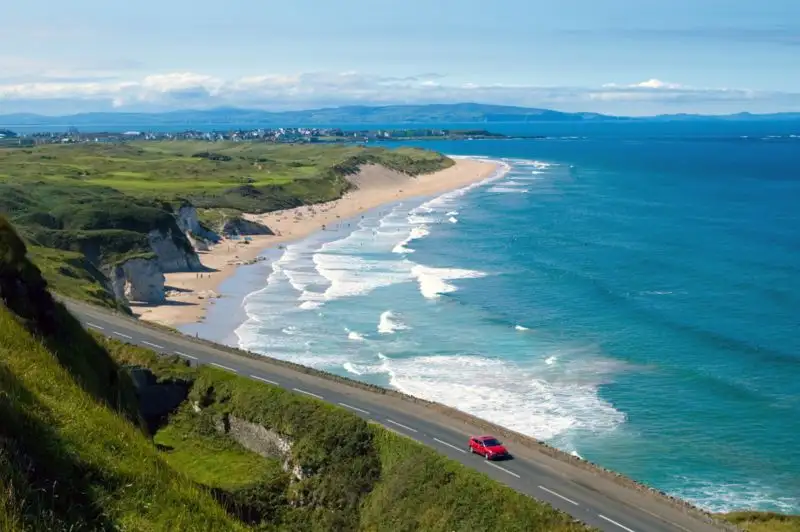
[2,102,799,131]
[0,126,540,147]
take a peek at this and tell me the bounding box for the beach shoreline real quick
[133,157,502,327]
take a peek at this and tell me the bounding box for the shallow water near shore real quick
[187,125,800,513]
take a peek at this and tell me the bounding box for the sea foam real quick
[346,329,366,341]
[378,310,408,334]
[378,353,625,442]
[392,225,430,254]
[411,264,487,299]
[488,186,529,194]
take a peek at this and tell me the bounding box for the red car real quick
[468,435,510,460]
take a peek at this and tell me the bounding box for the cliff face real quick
[108,258,165,303]
[147,229,202,273]
[176,205,220,243]
[84,205,218,306]
[103,207,209,305]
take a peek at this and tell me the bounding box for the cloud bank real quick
[1,71,799,116]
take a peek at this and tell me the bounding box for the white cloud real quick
[0,71,798,116]
[603,79,685,90]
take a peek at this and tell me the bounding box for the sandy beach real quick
[133,158,500,326]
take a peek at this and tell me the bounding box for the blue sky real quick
[2,0,800,115]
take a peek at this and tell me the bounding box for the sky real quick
[2,0,800,116]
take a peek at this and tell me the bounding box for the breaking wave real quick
[378,310,408,334]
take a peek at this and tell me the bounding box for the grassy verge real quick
[722,512,800,532]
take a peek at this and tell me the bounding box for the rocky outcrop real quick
[220,217,274,237]
[214,413,304,481]
[108,258,165,303]
[147,229,202,272]
[176,204,220,243]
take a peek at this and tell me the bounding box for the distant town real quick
[0,127,532,147]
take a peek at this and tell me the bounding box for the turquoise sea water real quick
[191,123,800,512]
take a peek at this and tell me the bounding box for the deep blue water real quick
[193,123,800,512]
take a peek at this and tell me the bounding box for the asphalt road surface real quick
[66,300,727,532]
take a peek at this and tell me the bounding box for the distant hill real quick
[1,103,799,128]
[0,103,623,127]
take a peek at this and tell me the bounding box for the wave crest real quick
[378,310,409,334]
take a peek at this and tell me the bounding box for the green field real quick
[0,142,452,210]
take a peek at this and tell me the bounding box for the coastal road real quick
[66,300,727,532]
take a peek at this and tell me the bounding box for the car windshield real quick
[482,438,501,446]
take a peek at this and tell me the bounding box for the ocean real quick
[186,122,800,513]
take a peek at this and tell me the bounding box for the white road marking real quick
[384,426,407,438]
[113,331,132,339]
[598,515,637,532]
[293,388,323,400]
[87,323,104,330]
[486,461,521,478]
[434,437,467,454]
[142,341,164,350]
[538,485,579,506]
[338,402,370,415]
[175,351,197,360]
[210,362,237,373]
[251,375,279,386]
[386,419,418,433]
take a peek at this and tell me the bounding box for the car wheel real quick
[468,446,474,454]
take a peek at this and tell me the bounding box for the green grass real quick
[188,367,381,530]
[0,142,452,210]
[154,405,284,491]
[0,219,245,531]
[26,244,126,311]
[722,512,800,532]
[197,207,247,232]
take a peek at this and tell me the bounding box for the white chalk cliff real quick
[106,204,220,305]
[108,258,165,303]
[147,228,202,272]
[176,205,220,243]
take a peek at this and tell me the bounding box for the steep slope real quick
[0,216,243,531]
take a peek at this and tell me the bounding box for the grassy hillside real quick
[0,142,453,308]
[0,217,244,531]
